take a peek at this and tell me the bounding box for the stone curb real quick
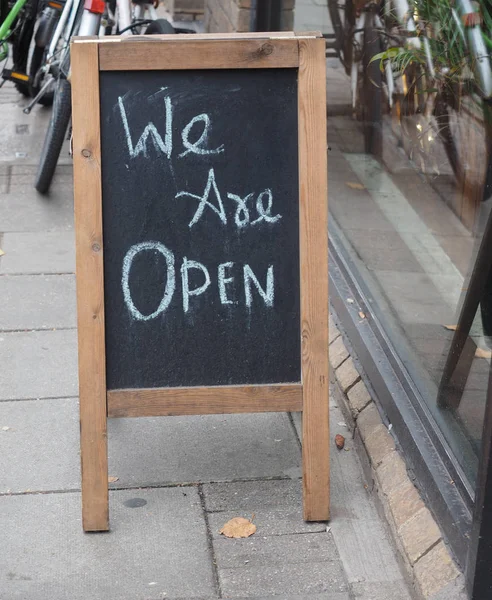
[328,312,467,600]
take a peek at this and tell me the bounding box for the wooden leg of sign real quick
[298,37,330,521]
[72,40,109,532]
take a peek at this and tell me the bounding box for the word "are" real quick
[122,241,274,321]
[176,168,281,229]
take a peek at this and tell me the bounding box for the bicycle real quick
[33,0,178,194]
[0,0,60,102]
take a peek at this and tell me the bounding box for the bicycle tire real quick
[361,12,383,157]
[35,77,71,194]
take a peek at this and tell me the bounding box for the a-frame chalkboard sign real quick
[71,32,328,532]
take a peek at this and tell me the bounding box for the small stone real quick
[335,434,345,450]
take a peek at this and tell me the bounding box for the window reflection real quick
[295,0,492,489]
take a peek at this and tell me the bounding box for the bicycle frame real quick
[0,0,29,60]
[116,0,158,35]
[46,0,81,66]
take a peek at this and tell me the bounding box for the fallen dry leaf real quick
[219,517,256,539]
[444,325,457,331]
[358,311,366,319]
[335,434,345,450]
[475,348,492,359]
[108,476,119,483]
[346,182,365,190]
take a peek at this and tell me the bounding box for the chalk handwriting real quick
[181,257,211,312]
[177,170,282,229]
[251,189,282,225]
[218,262,235,304]
[176,168,227,228]
[118,96,173,159]
[122,242,175,321]
[244,264,274,307]
[118,96,224,160]
[117,89,286,324]
[179,114,225,157]
[122,245,274,319]
[227,193,253,229]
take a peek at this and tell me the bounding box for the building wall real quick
[204,0,294,33]
[165,0,205,21]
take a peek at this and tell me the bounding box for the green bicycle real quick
[0,0,60,102]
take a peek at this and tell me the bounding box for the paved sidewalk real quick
[0,62,414,600]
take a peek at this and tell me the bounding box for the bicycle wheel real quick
[361,12,383,157]
[34,77,71,194]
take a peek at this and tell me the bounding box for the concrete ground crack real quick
[198,484,222,599]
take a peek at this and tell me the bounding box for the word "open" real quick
[122,241,275,321]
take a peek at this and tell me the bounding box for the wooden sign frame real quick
[71,32,329,532]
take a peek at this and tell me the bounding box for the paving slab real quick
[0,104,72,165]
[0,397,80,493]
[224,592,352,600]
[9,163,74,190]
[204,480,326,537]
[329,431,379,523]
[330,518,404,584]
[108,412,301,485]
[218,561,349,598]
[352,581,414,600]
[0,397,301,492]
[329,399,409,587]
[0,274,76,330]
[213,532,340,569]
[0,330,78,400]
[0,231,75,274]
[0,191,74,232]
[0,487,216,600]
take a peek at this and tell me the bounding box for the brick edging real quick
[329,311,468,600]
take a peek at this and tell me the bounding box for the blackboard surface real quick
[100,69,300,389]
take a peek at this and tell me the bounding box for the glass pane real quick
[295,0,492,490]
